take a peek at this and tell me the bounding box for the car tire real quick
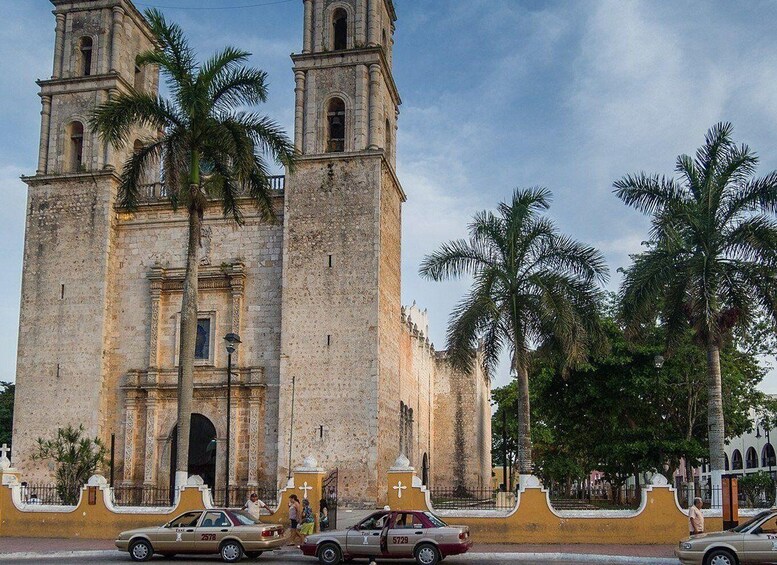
[317,541,343,565]
[705,549,738,565]
[129,539,153,562]
[415,543,441,565]
[220,540,244,563]
[246,551,263,559]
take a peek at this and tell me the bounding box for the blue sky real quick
[2,0,777,391]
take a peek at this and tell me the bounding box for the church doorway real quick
[169,413,217,497]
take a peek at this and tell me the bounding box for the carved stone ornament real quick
[87,474,108,486]
[390,453,412,471]
[187,475,205,486]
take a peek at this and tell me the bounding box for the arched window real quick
[746,447,758,469]
[79,37,93,76]
[332,9,347,50]
[65,121,84,172]
[732,449,743,470]
[763,444,776,468]
[326,98,345,152]
[169,413,217,499]
[134,64,144,91]
[724,453,730,471]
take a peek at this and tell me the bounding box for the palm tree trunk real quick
[706,338,725,500]
[515,362,533,478]
[175,183,202,491]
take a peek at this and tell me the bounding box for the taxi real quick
[115,508,286,562]
[300,509,472,565]
[676,509,777,565]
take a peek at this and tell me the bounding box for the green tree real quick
[32,425,108,505]
[420,188,608,474]
[615,122,777,480]
[90,9,294,489]
[0,382,13,446]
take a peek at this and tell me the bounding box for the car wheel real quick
[415,543,441,565]
[246,551,263,559]
[706,549,738,565]
[129,539,153,562]
[220,540,244,563]
[317,541,343,565]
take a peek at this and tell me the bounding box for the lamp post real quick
[224,332,241,507]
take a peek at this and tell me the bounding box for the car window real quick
[424,512,448,528]
[759,516,777,534]
[168,511,202,528]
[201,511,231,528]
[360,512,388,530]
[732,511,772,532]
[228,510,260,526]
[393,513,419,529]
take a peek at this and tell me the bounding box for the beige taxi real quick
[115,508,286,562]
[677,509,777,565]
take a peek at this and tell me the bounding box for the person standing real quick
[689,497,704,535]
[319,499,330,531]
[287,494,302,545]
[241,492,267,520]
[300,498,315,536]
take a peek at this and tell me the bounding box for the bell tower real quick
[278,0,405,503]
[12,0,157,477]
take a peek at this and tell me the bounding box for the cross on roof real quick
[0,444,9,460]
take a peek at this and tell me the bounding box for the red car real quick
[301,509,472,565]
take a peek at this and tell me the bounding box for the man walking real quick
[689,497,704,535]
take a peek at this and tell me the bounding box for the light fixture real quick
[653,355,665,369]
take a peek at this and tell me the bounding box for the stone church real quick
[11,0,491,505]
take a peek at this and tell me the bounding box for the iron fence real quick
[548,485,641,510]
[679,484,776,509]
[211,485,278,509]
[111,486,173,507]
[429,487,515,510]
[19,483,68,505]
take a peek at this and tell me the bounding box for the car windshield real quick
[424,512,448,527]
[227,510,261,526]
[731,511,773,532]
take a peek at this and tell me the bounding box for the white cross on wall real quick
[0,444,9,460]
[393,481,407,499]
[300,481,313,499]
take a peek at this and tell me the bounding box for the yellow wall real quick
[386,470,733,545]
[0,470,324,540]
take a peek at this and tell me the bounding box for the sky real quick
[2,0,777,392]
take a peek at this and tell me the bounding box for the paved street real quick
[0,540,680,565]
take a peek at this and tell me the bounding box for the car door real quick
[386,512,422,557]
[346,512,387,557]
[156,511,202,553]
[195,510,233,553]
[744,515,777,564]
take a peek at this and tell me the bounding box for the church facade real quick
[11,0,491,505]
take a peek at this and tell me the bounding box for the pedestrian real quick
[319,498,330,531]
[241,492,267,520]
[300,498,315,536]
[287,494,302,545]
[689,496,704,535]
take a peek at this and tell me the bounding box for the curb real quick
[461,553,678,564]
[0,549,679,564]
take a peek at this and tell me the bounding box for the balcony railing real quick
[135,175,285,203]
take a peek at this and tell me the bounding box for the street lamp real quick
[653,355,665,369]
[224,332,241,507]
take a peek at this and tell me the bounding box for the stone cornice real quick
[21,169,120,186]
[51,0,157,44]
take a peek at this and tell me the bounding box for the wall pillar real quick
[247,390,263,486]
[109,6,125,73]
[368,64,381,149]
[367,0,379,46]
[143,392,159,485]
[52,13,65,79]
[122,392,140,485]
[148,267,163,368]
[302,0,313,53]
[387,454,428,510]
[37,96,52,174]
[294,71,306,152]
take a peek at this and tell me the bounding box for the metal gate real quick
[321,469,338,530]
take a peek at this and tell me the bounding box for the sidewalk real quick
[0,537,677,561]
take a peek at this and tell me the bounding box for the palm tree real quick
[90,9,295,490]
[420,188,608,476]
[615,122,777,485]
